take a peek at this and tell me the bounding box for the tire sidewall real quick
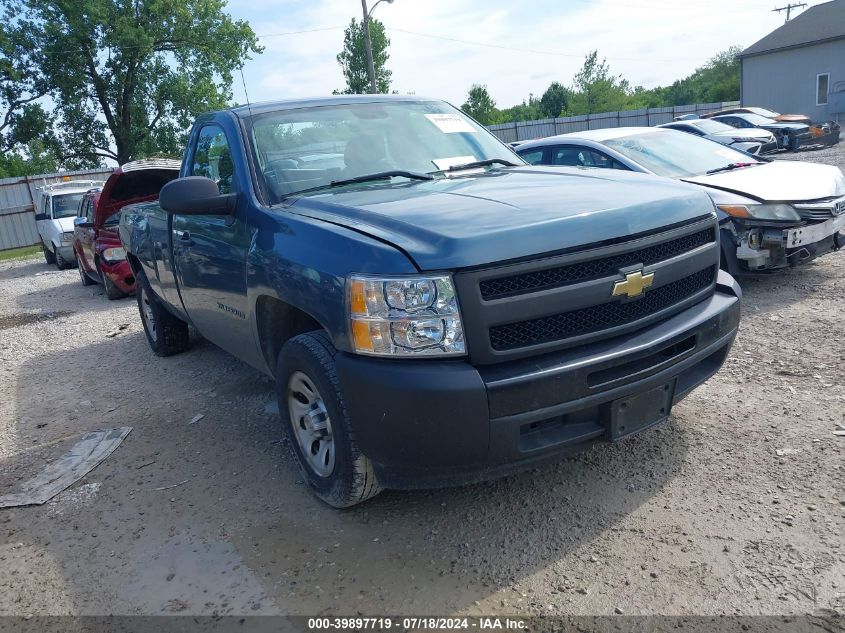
[135,272,159,351]
[276,336,359,506]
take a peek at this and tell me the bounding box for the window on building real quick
[816,73,829,106]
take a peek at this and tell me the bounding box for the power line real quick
[387,27,712,63]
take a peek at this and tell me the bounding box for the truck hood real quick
[710,128,772,141]
[682,161,845,203]
[287,167,715,270]
[57,217,76,233]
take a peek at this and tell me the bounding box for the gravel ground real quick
[0,145,843,620]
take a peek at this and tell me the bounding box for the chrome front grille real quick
[795,196,845,221]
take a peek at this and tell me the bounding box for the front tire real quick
[42,242,56,265]
[55,247,73,270]
[276,331,382,508]
[135,270,189,356]
[99,261,126,299]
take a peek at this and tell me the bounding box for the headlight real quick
[718,204,801,222]
[101,247,126,263]
[348,274,465,357]
[61,232,74,243]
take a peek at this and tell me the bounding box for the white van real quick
[35,180,104,269]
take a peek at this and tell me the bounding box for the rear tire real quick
[276,331,382,508]
[99,261,126,299]
[135,269,189,356]
[42,243,56,265]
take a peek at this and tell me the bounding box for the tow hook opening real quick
[788,247,812,265]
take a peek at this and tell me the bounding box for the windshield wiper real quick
[285,170,433,198]
[705,162,758,175]
[441,158,519,173]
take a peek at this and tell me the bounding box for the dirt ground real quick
[0,150,843,621]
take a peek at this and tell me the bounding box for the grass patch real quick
[0,245,41,261]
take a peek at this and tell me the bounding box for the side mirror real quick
[160,176,237,216]
[74,217,93,228]
[35,213,48,221]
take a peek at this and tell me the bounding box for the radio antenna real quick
[239,65,254,117]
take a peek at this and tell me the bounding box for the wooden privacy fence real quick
[486,101,741,143]
[0,168,114,252]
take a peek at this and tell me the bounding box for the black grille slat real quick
[489,267,715,351]
[480,227,715,300]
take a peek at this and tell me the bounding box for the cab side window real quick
[85,198,95,222]
[191,125,235,194]
[518,149,544,165]
[552,146,625,170]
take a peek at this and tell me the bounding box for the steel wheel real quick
[287,370,335,477]
[139,286,157,342]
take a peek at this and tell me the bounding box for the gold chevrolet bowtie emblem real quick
[612,270,655,298]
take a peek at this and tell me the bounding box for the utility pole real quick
[772,3,806,22]
[360,0,394,94]
[360,0,377,93]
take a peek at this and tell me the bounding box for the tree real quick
[569,50,632,115]
[665,47,741,105]
[539,82,572,118]
[0,18,55,151]
[335,17,391,94]
[3,0,262,166]
[462,84,500,125]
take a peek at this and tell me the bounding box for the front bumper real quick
[336,271,741,489]
[786,214,845,249]
[56,244,75,260]
[99,258,136,294]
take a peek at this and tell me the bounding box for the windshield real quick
[690,119,736,134]
[731,113,775,126]
[51,193,84,218]
[747,107,779,118]
[246,100,520,202]
[602,131,762,178]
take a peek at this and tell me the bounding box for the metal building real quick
[740,0,845,124]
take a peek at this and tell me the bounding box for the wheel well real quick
[125,253,142,275]
[255,296,323,376]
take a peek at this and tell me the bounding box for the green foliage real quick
[663,46,742,105]
[335,18,392,94]
[461,84,500,125]
[461,47,741,127]
[568,51,632,115]
[539,82,573,118]
[0,139,59,178]
[2,0,262,166]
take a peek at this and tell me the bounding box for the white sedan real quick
[515,127,845,274]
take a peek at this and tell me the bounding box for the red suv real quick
[74,159,180,299]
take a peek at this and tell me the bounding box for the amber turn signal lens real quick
[718,205,752,218]
[351,320,375,352]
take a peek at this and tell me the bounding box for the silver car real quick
[515,127,845,274]
[658,118,778,155]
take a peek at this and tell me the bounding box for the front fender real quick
[247,207,418,367]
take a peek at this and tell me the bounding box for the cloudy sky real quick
[225,0,828,109]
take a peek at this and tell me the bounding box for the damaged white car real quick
[515,128,845,274]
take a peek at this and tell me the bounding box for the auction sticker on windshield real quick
[425,113,476,133]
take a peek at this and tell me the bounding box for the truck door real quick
[171,123,257,363]
[76,197,96,274]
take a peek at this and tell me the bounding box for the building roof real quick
[741,0,845,57]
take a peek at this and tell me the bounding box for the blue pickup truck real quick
[119,95,741,507]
